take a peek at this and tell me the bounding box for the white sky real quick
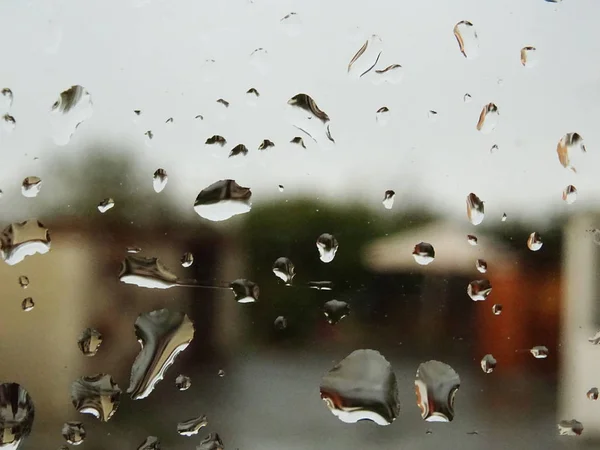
[0,0,599,225]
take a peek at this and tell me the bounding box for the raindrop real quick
[1,114,16,133]
[177,415,208,437]
[133,109,142,117]
[476,259,487,273]
[216,98,229,108]
[195,114,204,120]
[588,331,600,344]
[558,419,583,436]
[287,93,333,146]
[490,144,499,153]
[21,297,34,312]
[557,133,586,172]
[466,193,485,225]
[373,64,403,84]
[119,255,184,289]
[278,185,284,192]
[467,279,492,301]
[50,85,93,145]
[382,190,395,209]
[415,360,460,422]
[165,117,174,125]
[175,375,191,391]
[492,304,502,315]
[320,349,400,425]
[463,93,472,103]
[467,235,478,246]
[229,144,248,157]
[0,88,13,111]
[145,130,154,140]
[218,369,225,378]
[308,281,334,290]
[280,12,302,36]
[323,299,350,325]
[62,422,86,445]
[520,46,538,67]
[127,308,195,400]
[0,383,35,450]
[562,185,577,204]
[272,257,295,285]
[258,139,274,150]
[97,197,115,214]
[181,252,194,268]
[501,213,507,222]
[317,233,339,263]
[530,345,549,359]
[249,47,270,74]
[428,110,438,122]
[21,176,42,198]
[480,354,497,373]
[290,137,306,148]
[476,103,499,133]
[274,316,287,330]
[412,242,435,266]
[194,180,252,222]
[206,135,227,146]
[587,388,598,400]
[376,107,390,127]
[137,436,160,450]
[197,433,224,450]
[246,87,260,97]
[347,35,383,79]
[153,169,168,193]
[18,275,29,288]
[453,21,479,59]
[230,279,259,303]
[77,328,103,356]
[0,219,51,266]
[527,232,543,251]
[71,374,121,421]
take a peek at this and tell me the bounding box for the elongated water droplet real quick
[206,135,227,146]
[466,193,484,225]
[557,133,586,172]
[347,35,383,79]
[229,144,248,157]
[272,257,295,285]
[558,419,583,436]
[480,354,496,373]
[0,88,13,111]
[287,93,333,147]
[127,308,195,400]
[21,297,34,311]
[177,415,207,436]
[323,300,350,325]
[463,93,472,103]
[453,21,479,59]
[383,190,395,209]
[71,374,121,421]
[97,198,115,213]
[194,180,252,222]
[21,176,42,198]
[520,46,538,67]
[0,383,34,450]
[476,259,487,273]
[137,436,160,450]
[230,279,259,303]
[18,275,29,288]
[0,220,51,266]
[249,48,270,75]
[274,316,287,330]
[258,139,274,150]
[175,375,191,391]
[119,255,181,289]
[415,360,460,422]
[290,136,306,148]
[51,85,93,145]
[181,252,194,268]
[530,345,549,359]
[527,232,543,251]
[376,107,390,127]
[412,242,435,265]
[373,64,403,84]
[165,117,174,125]
[153,169,168,193]
[467,234,478,246]
[280,12,302,36]
[77,328,103,356]
[492,304,502,315]
[587,388,598,400]
[62,422,85,445]
[197,433,224,450]
[320,349,400,425]
[216,98,229,108]
[317,233,339,263]
[308,281,334,290]
[2,114,15,133]
[562,185,577,204]
[467,279,492,301]
[476,103,499,133]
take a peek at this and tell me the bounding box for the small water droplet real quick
[165,117,174,125]
[18,275,29,288]
[467,234,478,246]
[229,144,248,157]
[77,328,103,356]
[453,21,479,59]
[348,35,383,79]
[181,252,194,268]
[258,139,274,150]
[426,429,433,435]
[382,190,395,209]
[272,257,295,285]
[467,279,492,301]
[278,185,284,192]
[218,369,225,378]
[274,316,288,330]
[428,110,438,122]
[153,169,168,193]
[21,297,34,311]
[492,304,502,315]
[323,300,350,325]
[308,281,334,290]
[490,144,499,153]
[562,185,577,204]
[587,387,598,400]
[216,98,229,108]
[0,219,51,265]
[230,279,259,303]
[194,180,252,222]
[280,12,302,36]
[527,232,543,251]
[480,354,497,373]
[0,383,34,449]
[175,374,191,391]
[501,213,507,222]
[206,135,227,146]
[97,197,115,213]
[530,345,549,359]
[316,233,339,263]
[145,130,154,140]
[415,360,460,422]
[320,349,400,425]
[466,193,485,225]
[249,47,270,74]
[520,46,538,67]
[476,259,487,273]
[197,433,224,450]
[412,242,435,265]
[290,136,306,148]
[62,421,86,445]
[21,176,42,198]
[376,107,390,127]
[51,85,93,145]
[137,436,160,450]
[373,64,403,84]
[476,103,499,133]
[2,114,16,133]
[463,93,472,103]
[177,415,208,436]
[133,109,142,116]
[246,87,260,97]
[558,419,583,436]
[71,374,121,421]
[127,308,195,400]
[0,88,13,111]
[557,132,586,172]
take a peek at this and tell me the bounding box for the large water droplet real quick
[323,300,350,325]
[272,257,295,285]
[527,232,543,251]
[376,107,390,127]
[197,433,224,450]
[18,275,29,288]
[320,349,400,425]
[415,360,460,422]
[466,193,484,225]
[0,383,35,449]
[382,190,395,210]
[127,308,195,400]
[530,345,549,359]
[501,213,507,222]
[453,21,479,59]
[280,12,302,36]
[587,388,598,400]
[520,46,538,67]
[492,304,502,315]
[558,419,583,436]
[274,316,288,330]
[21,297,34,311]
[51,85,93,145]
[287,94,334,147]
[21,177,42,198]
[480,354,496,373]
[229,144,248,158]
[258,139,274,150]
[562,185,577,204]
[476,103,499,134]
[193,180,252,222]
[557,133,586,172]
[71,374,121,421]
[290,137,306,148]
[181,252,194,268]
[62,422,86,445]
[97,198,115,214]
[77,328,103,356]
[412,242,435,265]
[119,255,180,289]
[153,169,168,193]
[347,35,383,79]
[230,279,259,303]
[467,234,478,246]
[175,375,191,391]
[373,64,403,84]
[0,88,13,111]
[177,415,208,436]
[2,114,16,133]
[316,233,339,263]
[0,220,51,266]
[137,436,160,450]
[206,135,227,146]
[476,259,487,273]
[467,279,492,301]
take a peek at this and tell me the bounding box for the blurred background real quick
[1,0,600,449]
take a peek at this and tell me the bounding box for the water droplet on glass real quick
[320,349,400,425]
[126,246,141,254]
[77,328,103,356]
[412,242,435,266]
[466,193,485,225]
[200,59,217,83]
[376,107,390,127]
[467,234,478,246]
[476,259,487,273]
[557,132,586,172]
[97,198,115,214]
[18,275,29,288]
[587,387,598,400]
[278,185,284,192]
[177,415,208,436]
[71,374,121,421]
[415,360,460,422]
[21,297,34,311]
[206,135,227,146]
[218,369,225,378]
[501,213,507,222]
[558,419,583,436]
[272,257,295,285]
[562,185,577,204]
[230,279,259,303]
[249,48,270,75]
[520,46,538,67]
[176,375,191,391]
[316,233,339,263]
[490,144,499,153]
[119,255,182,289]
[0,219,51,266]
[127,308,195,400]
[258,139,274,150]
[229,144,248,158]
[274,316,287,330]
[453,21,479,59]
[62,422,86,445]
[145,130,154,140]
[588,331,600,344]
[428,110,438,122]
[133,109,142,117]
[246,87,260,99]
[153,169,168,193]
[492,304,502,315]
[287,93,334,147]
[382,190,395,210]
[181,252,194,268]
[51,85,93,145]
[480,354,497,373]
[21,176,42,198]
[1,114,16,133]
[373,64,403,84]
[530,345,549,359]
[137,436,160,450]
[290,137,306,148]
[527,232,543,251]
[0,88,13,111]
[280,12,302,36]
[467,279,492,301]
[197,433,224,450]
[347,35,383,79]
[216,98,229,108]
[476,103,499,134]
[463,93,472,103]
[194,180,252,222]
[308,281,334,291]
[0,383,35,450]
[323,300,350,325]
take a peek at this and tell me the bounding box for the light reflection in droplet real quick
[62,422,86,446]
[527,232,543,251]
[77,328,103,356]
[272,257,295,285]
[415,360,460,422]
[480,354,496,373]
[412,242,435,265]
[453,21,479,59]
[467,279,492,301]
[316,233,339,263]
[21,177,42,198]
[177,415,207,437]
[466,193,484,225]
[0,383,35,449]
[71,374,121,421]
